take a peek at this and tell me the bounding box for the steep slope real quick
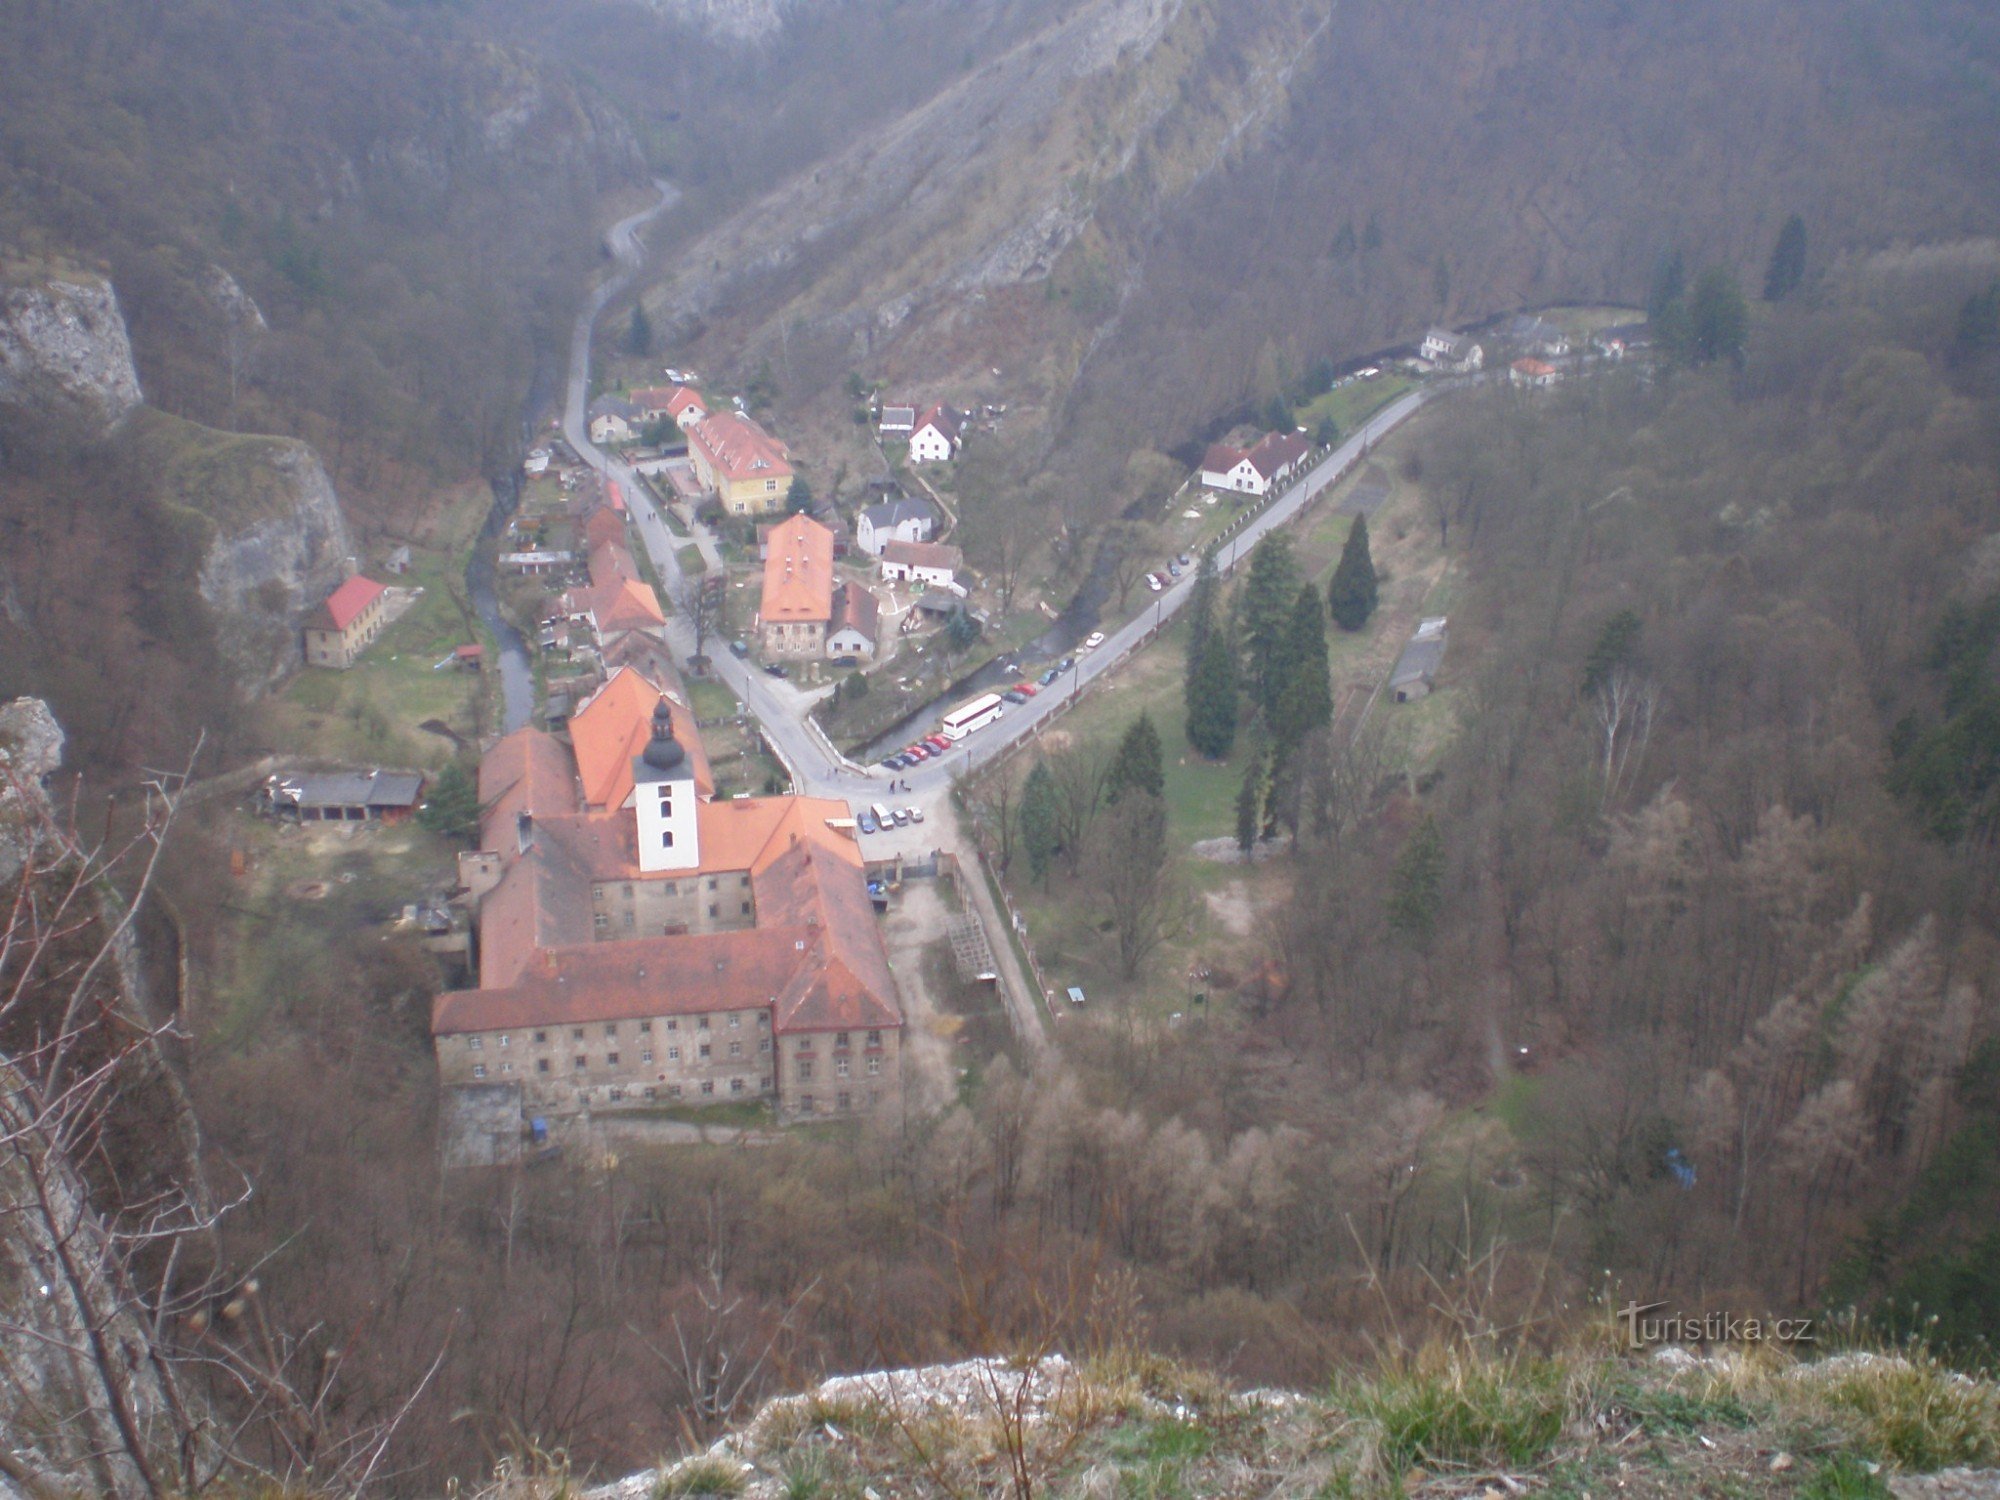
[624,0,2000,503]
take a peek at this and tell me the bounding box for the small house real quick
[907,404,966,464]
[855,496,938,556]
[1389,618,1448,702]
[1509,357,1561,390]
[826,582,880,660]
[587,396,640,445]
[263,769,425,822]
[879,539,964,589]
[878,405,917,437]
[304,575,389,670]
[1419,328,1483,372]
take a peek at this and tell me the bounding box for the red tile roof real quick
[760,514,835,624]
[690,411,793,485]
[569,665,711,810]
[1200,442,1249,476]
[582,506,627,551]
[831,582,879,642]
[311,575,387,633]
[756,841,903,1032]
[1245,430,1310,480]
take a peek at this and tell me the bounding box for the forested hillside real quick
[129,256,1997,1490]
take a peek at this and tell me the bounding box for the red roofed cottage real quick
[304,575,389,670]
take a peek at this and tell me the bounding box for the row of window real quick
[795,1056,882,1081]
[795,1030,885,1052]
[465,1012,767,1050]
[596,898,749,928]
[593,875,749,899]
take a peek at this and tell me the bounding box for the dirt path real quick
[876,878,970,1115]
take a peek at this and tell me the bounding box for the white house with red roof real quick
[1509,357,1561,390]
[1198,430,1312,496]
[907,403,966,464]
[303,575,389,669]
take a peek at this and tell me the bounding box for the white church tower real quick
[632,699,700,873]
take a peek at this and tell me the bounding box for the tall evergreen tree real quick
[1387,814,1445,945]
[1647,248,1686,326]
[1236,532,1300,719]
[1235,748,1266,856]
[1185,626,1239,759]
[1106,713,1166,803]
[1763,215,1807,302]
[1272,585,1333,755]
[1687,266,1749,365]
[624,302,653,357]
[1327,515,1379,632]
[1186,546,1219,658]
[1020,760,1061,887]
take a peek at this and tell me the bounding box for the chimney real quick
[516,810,535,852]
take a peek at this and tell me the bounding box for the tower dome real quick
[641,699,685,770]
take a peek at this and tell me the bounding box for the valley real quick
[2,1,2000,1494]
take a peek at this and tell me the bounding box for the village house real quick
[879,538,964,589]
[1509,357,1561,390]
[1419,328,1484,372]
[877,404,916,437]
[758,513,835,658]
[826,582,879,661]
[854,495,938,556]
[559,520,668,656]
[304,575,389,669]
[587,395,640,445]
[688,411,794,516]
[907,403,966,464]
[262,768,425,823]
[1390,617,1449,702]
[1197,430,1312,496]
[431,664,904,1126]
[1499,314,1572,358]
[630,385,708,430]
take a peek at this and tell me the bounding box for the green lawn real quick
[687,679,741,720]
[259,486,495,768]
[1294,371,1415,441]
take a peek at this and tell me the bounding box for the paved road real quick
[559,188,1462,1057]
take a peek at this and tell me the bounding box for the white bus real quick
[940,692,1005,741]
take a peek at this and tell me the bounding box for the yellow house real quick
[687,412,793,516]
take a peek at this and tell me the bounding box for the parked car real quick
[1177,552,1192,567]
[891,807,911,826]
[924,734,951,752]
[1145,573,1164,591]
[1039,667,1061,686]
[1014,681,1039,696]
[1083,631,1105,650]
[908,806,926,824]
[1001,689,1026,704]
[729,639,749,657]
[763,662,787,678]
[1168,562,1182,578]
[857,811,878,835]
[881,756,903,772]
[903,744,929,761]
[1059,655,1076,672]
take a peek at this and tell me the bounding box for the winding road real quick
[557,186,1461,1055]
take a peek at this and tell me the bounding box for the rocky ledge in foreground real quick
[545,1345,2000,1500]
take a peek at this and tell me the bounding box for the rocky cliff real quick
[0,270,356,697]
[0,270,144,430]
[119,410,358,692]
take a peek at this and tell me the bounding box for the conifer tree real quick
[1327,515,1378,632]
[1236,532,1300,719]
[1020,760,1061,887]
[625,302,653,357]
[1763,214,1807,302]
[1185,627,1239,759]
[1273,585,1333,755]
[1235,748,1266,856]
[1388,814,1445,945]
[1106,712,1166,803]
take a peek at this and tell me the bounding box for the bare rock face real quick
[0,273,144,430]
[0,696,63,885]
[189,436,357,691]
